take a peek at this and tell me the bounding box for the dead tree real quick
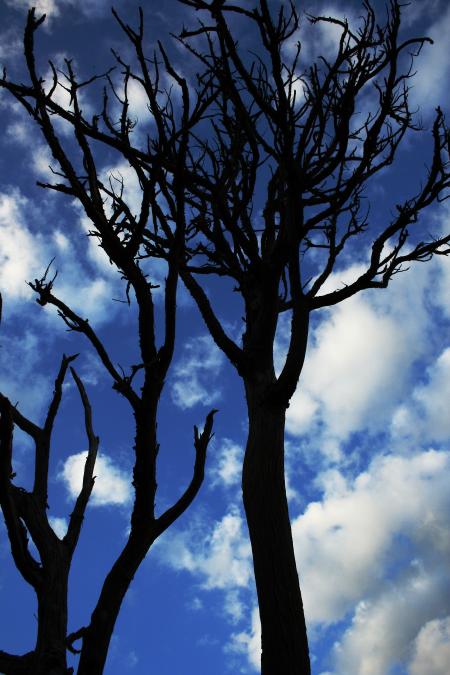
[0,9,215,675]
[153,1,450,672]
[2,2,449,674]
[0,356,98,675]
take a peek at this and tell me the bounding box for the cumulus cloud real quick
[224,450,450,672]
[291,449,450,675]
[171,334,225,409]
[288,294,406,440]
[333,575,450,675]
[59,451,132,507]
[292,450,450,625]
[281,260,434,457]
[285,297,395,441]
[160,507,252,590]
[409,616,450,675]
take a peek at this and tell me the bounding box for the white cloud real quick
[286,293,413,442]
[0,191,46,301]
[159,507,252,591]
[409,617,450,675]
[308,9,350,58]
[158,506,255,661]
[75,350,109,388]
[292,450,450,626]
[59,451,132,507]
[171,334,224,409]
[227,606,261,671]
[126,78,153,129]
[283,261,434,453]
[41,55,95,135]
[98,161,145,229]
[0,188,118,325]
[333,574,449,675]
[211,438,243,489]
[57,276,114,324]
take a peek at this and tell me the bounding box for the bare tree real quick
[1,2,449,674]
[161,3,450,672]
[0,10,215,675]
[0,354,98,675]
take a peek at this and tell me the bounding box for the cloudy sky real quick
[0,0,449,674]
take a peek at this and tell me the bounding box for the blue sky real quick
[0,0,450,673]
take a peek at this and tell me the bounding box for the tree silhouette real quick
[0,10,215,674]
[1,1,449,674]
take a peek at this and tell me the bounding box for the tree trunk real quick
[242,385,310,675]
[77,530,154,675]
[34,553,71,675]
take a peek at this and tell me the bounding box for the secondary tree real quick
[0,10,215,674]
[1,2,449,674]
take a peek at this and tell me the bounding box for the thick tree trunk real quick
[242,386,310,675]
[34,554,71,675]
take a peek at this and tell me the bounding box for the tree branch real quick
[33,353,78,504]
[181,270,246,372]
[28,272,140,407]
[64,368,99,554]
[155,409,216,535]
[0,398,42,590]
